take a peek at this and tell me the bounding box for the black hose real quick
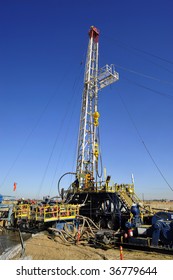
[57,172,76,199]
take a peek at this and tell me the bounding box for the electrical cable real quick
[48,63,84,197]
[0,69,71,190]
[115,64,173,87]
[104,35,173,69]
[122,76,173,100]
[37,63,83,198]
[117,91,173,193]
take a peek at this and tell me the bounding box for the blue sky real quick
[0,0,173,200]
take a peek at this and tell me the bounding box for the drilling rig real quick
[61,26,139,230]
[60,27,173,249]
[9,27,173,252]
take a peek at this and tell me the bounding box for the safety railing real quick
[98,64,119,89]
[14,203,80,223]
[35,204,80,222]
[14,204,31,219]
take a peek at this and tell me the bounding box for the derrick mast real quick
[76,26,119,189]
[76,26,99,186]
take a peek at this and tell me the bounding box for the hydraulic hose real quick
[57,172,76,199]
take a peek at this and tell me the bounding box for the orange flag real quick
[13,182,17,191]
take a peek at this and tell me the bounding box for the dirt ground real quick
[144,200,173,211]
[11,232,173,260]
[11,201,173,260]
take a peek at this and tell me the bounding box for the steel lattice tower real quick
[76,26,119,188]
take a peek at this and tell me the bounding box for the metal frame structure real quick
[76,26,119,188]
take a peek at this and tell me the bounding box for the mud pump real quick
[94,204,173,251]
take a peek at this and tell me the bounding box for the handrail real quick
[14,203,80,222]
